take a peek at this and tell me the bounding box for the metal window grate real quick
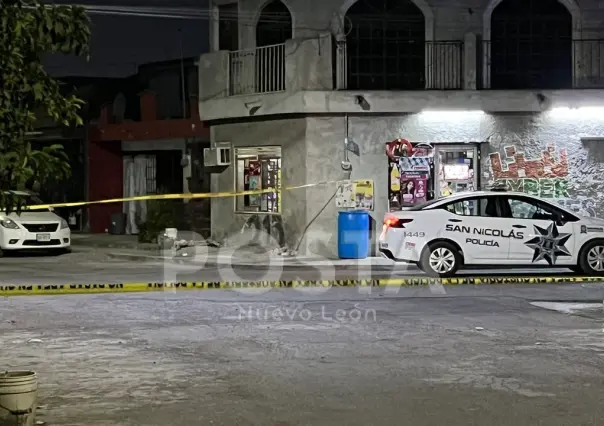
[344,0,425,90]
[146,156,157,194]
[488,0,572,89]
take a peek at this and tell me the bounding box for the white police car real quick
[379,190,604,277]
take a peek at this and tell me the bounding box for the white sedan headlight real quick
[60,219,69,229]
[0,218,19,229]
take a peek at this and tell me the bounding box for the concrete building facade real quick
[198,0,604,258]
[87,58,210,234]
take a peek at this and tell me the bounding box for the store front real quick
[234,146,281,214]
[387,139,481,211]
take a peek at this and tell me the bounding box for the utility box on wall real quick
[204,142,231,167]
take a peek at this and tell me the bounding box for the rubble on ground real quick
[158,228,222,251]
[157,228,296,259]
[271,246,297,257]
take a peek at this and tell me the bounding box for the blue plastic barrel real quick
[338,210,370,259]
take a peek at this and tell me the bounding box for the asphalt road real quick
[2,250,604,425]
[1,286,603,426]
[0,249,581,285]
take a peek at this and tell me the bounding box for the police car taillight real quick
[384,215,413,228]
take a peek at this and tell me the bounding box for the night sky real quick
[46,1,209,78]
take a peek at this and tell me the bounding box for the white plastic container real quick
[0,371,38,426]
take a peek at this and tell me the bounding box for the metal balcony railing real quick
[334,40,463,90]
[573,39,604,88]
[228,43,286,96]
[426,41,464,89]
[480,39,604,89]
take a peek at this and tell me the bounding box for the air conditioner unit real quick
[204,143,231,167]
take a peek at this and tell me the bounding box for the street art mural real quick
[488,145,570,198]
[556,197,598,218]
[487,144,599,218]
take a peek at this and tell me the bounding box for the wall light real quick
[548,106,604,119]
[418,110,485,118]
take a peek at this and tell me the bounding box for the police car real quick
[379,190,604,277]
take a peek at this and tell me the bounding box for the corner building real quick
[199,0,604,258]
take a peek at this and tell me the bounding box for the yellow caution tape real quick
[0,276,601,296]
[24,180,343,210]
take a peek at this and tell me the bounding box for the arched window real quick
[345,0,425,90]
[256,0,292,47]
[254,1,292,93]
[490,0,572,89]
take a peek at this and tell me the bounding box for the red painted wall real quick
[87,140,122,233]
[86,93,208,233]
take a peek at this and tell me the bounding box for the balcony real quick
[228,43,286,96]
[336,40,464,91]
[199,32,604,120]
[480,39,604,90]
[226,39,464,95]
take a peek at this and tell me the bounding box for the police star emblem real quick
[524,223,572,265]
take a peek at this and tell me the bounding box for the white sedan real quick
[0,192,71,256]
[379,190,604,277]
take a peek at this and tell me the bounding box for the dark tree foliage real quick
[0,0,91,212]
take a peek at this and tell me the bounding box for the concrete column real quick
[209,3,219,52]
[238,4,256,50]
[464,32,477,90]
[285,34,334,92]
[198,51,230,110]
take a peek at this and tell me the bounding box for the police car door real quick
[441,196,510,263]
[501,195,577,266]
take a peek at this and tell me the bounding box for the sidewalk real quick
[71,233,159,251]
[106,249,403,268]
[70,233,405,268]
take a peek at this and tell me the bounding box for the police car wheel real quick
[578,240,604,276]
[420,241,461,277]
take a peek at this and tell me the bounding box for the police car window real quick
[506,198,557,220]
[443,197,499,217]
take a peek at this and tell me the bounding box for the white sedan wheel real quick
[586,245,604,272]
[428,247,456,274]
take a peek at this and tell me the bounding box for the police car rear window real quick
[405,199,443,211]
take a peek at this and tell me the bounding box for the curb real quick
[104,251,296,266]
[105,251,406,269]
[71,243,160,252]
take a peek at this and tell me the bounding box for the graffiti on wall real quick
[487,144,601,218]
[556,197,598,218]
[488,145,570,198]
